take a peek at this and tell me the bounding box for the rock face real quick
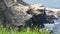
[0,0,30,30]
[0,0,7,25]
[26,4,55,28]
[56,11,60,18]
[26,5,45,28]
[45,10,55,23]
[46,8,60,18]
[0,0,57,30]
[3,0,30,30]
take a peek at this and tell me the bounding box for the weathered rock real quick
[26,4,47,28]
[0,0,7,26]
[0,0,57,30]
[3,0,30,30]
[0,0,30,30]
[26,4,55,28]
[3,0,29,8]
[17,0,30,6]
[56,11,60,18]
[45,10,55,23]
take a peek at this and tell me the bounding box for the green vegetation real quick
[0,25,54,34]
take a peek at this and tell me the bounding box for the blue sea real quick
[23,0,60,9]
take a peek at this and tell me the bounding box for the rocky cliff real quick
[0,0,60,30]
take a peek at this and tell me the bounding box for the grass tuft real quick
[0,25,54,34]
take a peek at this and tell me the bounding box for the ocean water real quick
[43,18,60,34]
[23,0,60,9]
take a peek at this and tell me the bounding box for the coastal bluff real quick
[0,0,60,30]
